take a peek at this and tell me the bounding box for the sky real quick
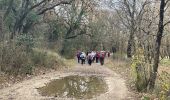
[97,0,117,11]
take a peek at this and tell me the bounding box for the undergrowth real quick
[155,71,170,100]
[0,42,66,76]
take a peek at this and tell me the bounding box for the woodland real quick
[0,0,170,99]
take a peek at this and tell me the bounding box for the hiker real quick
[100,51,105,65]
[87,52,93,66]
[91,51,96,63]
[76,51,81,63]
[80,52,86,65]
[96,51,100,63]
[86,51,89,56]
[107,51,110,57]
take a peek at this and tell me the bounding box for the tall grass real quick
[0,42,65,76]
[155,72,170,100]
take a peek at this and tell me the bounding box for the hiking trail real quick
[0,60,132,100]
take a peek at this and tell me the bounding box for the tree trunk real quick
[148,0,165,91]
[60,39,68,55]
[126,0,136,58]
[0,12,3,41]
[127,31,134,58]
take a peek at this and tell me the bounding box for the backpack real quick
[80,53,85,59]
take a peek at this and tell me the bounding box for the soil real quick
[0,60,134,100]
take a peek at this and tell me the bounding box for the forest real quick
[0,0,170,100]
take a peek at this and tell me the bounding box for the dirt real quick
[106,59,144,99]
[159,66,170,74]
[0,60,133,100]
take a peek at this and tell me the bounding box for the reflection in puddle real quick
[37,75,108,99]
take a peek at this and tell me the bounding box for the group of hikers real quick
[76,50,110,66]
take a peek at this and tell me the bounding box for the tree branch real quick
[165,0,170,6]
[29,0,47,10]
[65,32,92,39]
[37,0,72,15]
[123,0,132,17]
[164,20,170,26]
[3,0,14,19]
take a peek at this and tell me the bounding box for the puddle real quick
[37,75,108,99]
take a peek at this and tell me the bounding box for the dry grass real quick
[65,59,76,67]
[105,58,131,80]
[0,76,6,85]
[106,56,170,99]
[159,58,170,74]
[0,48,70,89]
[33,48,76,70]
[105,58,143,99]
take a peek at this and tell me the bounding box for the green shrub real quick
[155,72,170,100]
[131,48,150,92]
[0,42,32,75]
[141,96,150,100]
[31,51,56,68]
[31,51,47,66]
[32,49,66,68]
[20,65,33,75]
[16,34,34,52]
[0,41,63,76]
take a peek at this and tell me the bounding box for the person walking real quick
[107,51,110,57]
[87,52,93,66]
[76,51,81,63]
[96,51,100,63]
[80,52,86,65]
[100,51,105,65]
[91,51,96,63]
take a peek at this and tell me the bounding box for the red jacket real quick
[96,52,100,58]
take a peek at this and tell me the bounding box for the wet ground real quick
[38,75,108,99]
[0,63,129,100]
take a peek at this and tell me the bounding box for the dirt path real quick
[0,61,131,100]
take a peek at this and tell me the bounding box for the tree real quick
[0,11,3,41]
[148,0,165,90]
[3,0,73,39]
[59,0,97,55]
[109,0,150,58]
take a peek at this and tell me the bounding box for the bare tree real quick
[109,0,151,57]
[148,0,166,90]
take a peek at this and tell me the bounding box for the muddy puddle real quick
[37,75,108,99]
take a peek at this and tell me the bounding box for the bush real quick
[0,42,32,75]
[131,48,150,92]
[155,72,170,100]
[31,50,57,68]
[0,41,64,76]
[16,34,34,52]
[32,49,66,68]
[112,52,127,61]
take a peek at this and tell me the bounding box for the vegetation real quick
[0,0,170,99]
[156,72,170,100]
